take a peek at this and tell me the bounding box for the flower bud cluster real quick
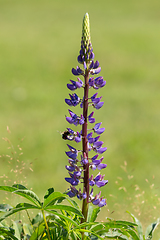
[63,13,107,208]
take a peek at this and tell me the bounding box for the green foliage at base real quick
[0,185,159,239]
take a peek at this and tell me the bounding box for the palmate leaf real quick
[13,189,41,207]
[44,187,54,199]
[0,185,41,207]
[90,218,139,240]
[89,223,104,232]
[43,191,67,208]
[66,197,81,211]
[100,228,129,239]
[78,228,104,240]
[0,185,18,193]
[45,209,79,227]
[44,204,83,218]
[73,223,105,240]
[105,218,137,230]
[12,184,28,190]
[15,202,40,210]
[0,204,39,223]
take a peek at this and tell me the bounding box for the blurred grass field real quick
[0,0,160,237]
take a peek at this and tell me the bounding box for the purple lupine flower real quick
[90,67,101,75]
[88,135,100,144]
[93,61,100,69]
[65,144,78,160]
[65,177,80,186]
[94,101,104,110]
[92,141,107,154]
[67,78,83,91]
[88,112,95,123]
[90,156,107,170]
[65,164,75,172]
[91,94,104,109]
[89,173,108,188]
[63,13,108,212]
[88,77,94,87]
[65,170,82,186]
[66,110,84,126]
[72,66,84,76]
[81,154,88,165]
[93,123,105,135]
[93,76,106,89]
[67,186,79,198]
[65,93,81,107]
[91,191,106,207]
[77,188,87,200]
[89,61,101,75]
[75,132,81,143]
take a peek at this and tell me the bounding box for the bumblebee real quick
[62,130,75,140]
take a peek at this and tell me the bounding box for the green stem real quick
[25,210,33,228]
[42,209,51,240]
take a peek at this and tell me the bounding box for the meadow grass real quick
[0,0,160,238]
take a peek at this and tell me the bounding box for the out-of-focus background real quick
[0,0,160,237]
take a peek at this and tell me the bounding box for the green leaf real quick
[43,191,66,208]
[0,185,41,207]
[145,218,160,240]
[65,197,81,210]
[0,204,38,223]
[90,223,104,232]
[127,211,143,239]
[0,227,18,240]
[87,205,100,223]
[0,185,18,193]
[45,204,83,218]
[78,229,104,240]
[29,222,45,240]
[106,217,138,227]
[23,223,33,236]
[44,187,54,199]
[104,218,137,233]
[70,230,78,240]
[127,228,140,240]
[100,228,129,239]
[74,222,98,230]
[45,209,79,227]
[12,184,28,190]
[13,189,41,207]
[15,202,40,210]
[12,221,22,240]
[0,204,12,212]
[32,212,43,225]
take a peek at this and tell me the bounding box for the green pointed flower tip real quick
[82,13,92,53]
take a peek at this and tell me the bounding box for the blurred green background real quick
[0,0,160,236]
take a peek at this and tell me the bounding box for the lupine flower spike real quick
[63,13,107,222]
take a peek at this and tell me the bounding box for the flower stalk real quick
[81,69,90,222]
[63,13,108,225]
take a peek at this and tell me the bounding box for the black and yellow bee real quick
[62,130,75,140]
